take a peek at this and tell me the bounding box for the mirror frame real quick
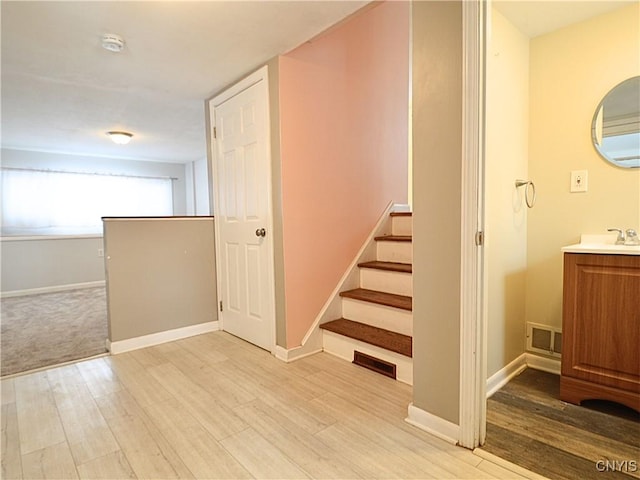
[591,76,640,169]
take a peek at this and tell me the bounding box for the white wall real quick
[185,157,211,215]
[485,8,530,377]
[0,148,192,293]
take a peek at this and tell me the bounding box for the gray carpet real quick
[1,287,108,376]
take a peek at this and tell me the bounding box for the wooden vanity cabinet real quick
[560,253,640,412]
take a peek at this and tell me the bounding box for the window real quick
[1,168,174,235]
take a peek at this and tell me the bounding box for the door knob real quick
[255,228,266,237]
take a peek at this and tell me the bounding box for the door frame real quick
[207,65,277,354]
[459,0,488,449]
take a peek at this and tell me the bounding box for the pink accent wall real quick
[279,1,409,347]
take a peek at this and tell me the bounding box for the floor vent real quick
[526,322,562,357]
[353,351,397,379]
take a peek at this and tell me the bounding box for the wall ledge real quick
[1,280,106,298]
[107,321,219,355]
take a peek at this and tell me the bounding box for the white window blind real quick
[1,168,174,235]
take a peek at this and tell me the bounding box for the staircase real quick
[320,212,413,384]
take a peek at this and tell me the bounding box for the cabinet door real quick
[562,253,640,392]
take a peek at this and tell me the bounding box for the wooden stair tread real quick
[340,288,412,311]
[320,318,412,357]
[374,235,412,242]
[390,211,412,217]
[358,261,412,273]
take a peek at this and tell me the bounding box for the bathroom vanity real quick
[560,239,640,412]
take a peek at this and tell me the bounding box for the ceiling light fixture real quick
[101,33,125,53]
[107,131,133,145]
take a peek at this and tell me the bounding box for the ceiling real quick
[1,1,636,165]
[1,1,370,163]
[493,0,635,38]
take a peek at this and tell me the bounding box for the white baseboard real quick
[274,327,323,362]
[1,280,106,298]
[405,403,460,445]
[486,353,527,398]
[274,346,323,363]
[107,321,219,355]
[485,352,561,399]
[525,352,561,375]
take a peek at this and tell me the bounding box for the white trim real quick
[406,403,460,445]
[484,353,561,399]
[211,66,266,106]
[473,448,550,480]
[101,217,212,223]
[0,234,103,242]
[525,353,561,375]
[209,65,277,355]
[297,201,400,348]
[107,321,219,355]
[274,344,323,363]
[459,0,486,450]
[486,353,527,398]
[1,280,106,298]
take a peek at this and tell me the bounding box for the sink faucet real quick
[625,229,640,246]
[607,228,625,244]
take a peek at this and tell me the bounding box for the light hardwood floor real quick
[3,331,531,479]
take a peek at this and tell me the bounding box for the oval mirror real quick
[591,76,640,168]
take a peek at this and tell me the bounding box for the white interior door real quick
[211,67,275,352]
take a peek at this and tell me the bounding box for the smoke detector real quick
[101,34,125,53]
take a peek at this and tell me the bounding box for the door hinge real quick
[219,300,223,312]
[475,231,484,246]
[213,126,217,139]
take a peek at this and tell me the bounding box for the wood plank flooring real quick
[2,331,532,479]
[482,368,640,480]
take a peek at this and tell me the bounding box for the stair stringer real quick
[274,202,409,362]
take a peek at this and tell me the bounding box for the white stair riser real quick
[360,269,412,297]
[376,241,412,263]
[392,216,412,236]
[322,331,413,385]
[342,298,412,336]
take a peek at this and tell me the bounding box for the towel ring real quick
[515,179,536,208]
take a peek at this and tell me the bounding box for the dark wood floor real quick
[482,368,640,480]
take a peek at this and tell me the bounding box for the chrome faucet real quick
[625,229,640,246]
[607,228,625,244]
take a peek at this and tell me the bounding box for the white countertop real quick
[562,234,640,255]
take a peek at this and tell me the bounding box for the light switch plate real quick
[570,170,588,192]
